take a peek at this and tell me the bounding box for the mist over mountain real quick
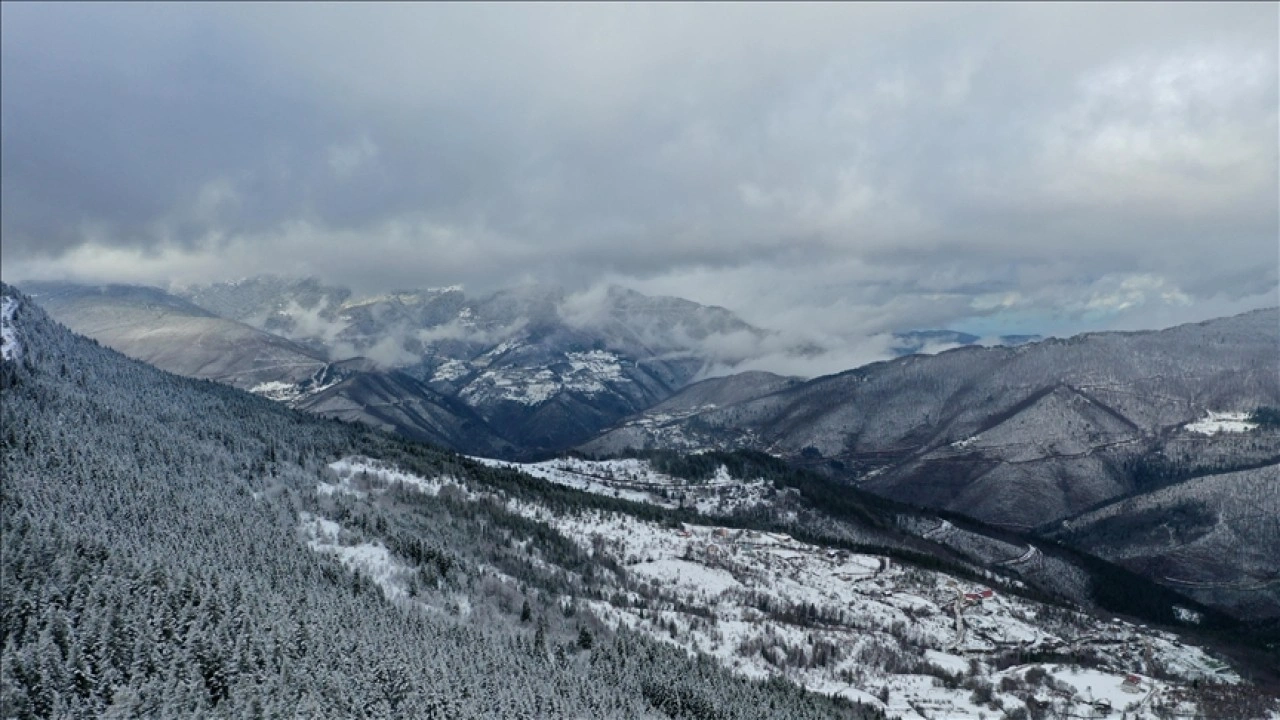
[174,277,780,451]
[581,308,1280,620]
[584,308,1278,507]
[22,277,1279,624]
[4,281,1277,719]
[24,276,1063,455]
[25,282,329,389]
[0,283,892,718]
[4,3,1279,718]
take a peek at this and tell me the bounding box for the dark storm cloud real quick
[2,2,1276,365]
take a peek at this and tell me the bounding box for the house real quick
[1121,675,1144,693]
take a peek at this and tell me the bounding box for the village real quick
[372,455,1252,719]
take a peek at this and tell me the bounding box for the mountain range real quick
[28,277,1032,455]
[3,281,1276,719]
[581,308,1280,620]
[584,308,1278,523]
[16,278,1280,623]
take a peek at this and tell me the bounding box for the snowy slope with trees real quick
[4,281,1276,719]
[313,454,1275,720]
[0,284,876,719]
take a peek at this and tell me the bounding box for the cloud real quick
[1,2,1275,366]
[340,334,419,370]
[328,136,379,180]
[557,280,917,379]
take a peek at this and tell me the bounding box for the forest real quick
[3,284,1276,719]
[0,286,880,719]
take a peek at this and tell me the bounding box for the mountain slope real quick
[3,283,1274,718]
[889,330,1041,356]
[1051,463,1280,620]
[585,309,1280,526]
[173,276,1056,456]
[22,282,516,454]
[584,371,803,454]
[0,282,882,719]
[578,309,1280,621]
[178,278,773,452]
[295,367,512,456]
[26,282,329,389]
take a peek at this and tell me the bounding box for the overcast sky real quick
[2,3,1277,345]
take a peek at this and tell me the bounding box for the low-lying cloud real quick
[2,3,1275,350]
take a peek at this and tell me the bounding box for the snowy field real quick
[296,455,1261,720]
[453,345,635,406]
[1184,411,1257,435]
[469,455,774,515]
[249,373,342,404]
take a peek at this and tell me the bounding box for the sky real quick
[2,3,1277,358]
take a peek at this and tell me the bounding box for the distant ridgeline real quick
[0,283,881,719]
[3,281,1278,719]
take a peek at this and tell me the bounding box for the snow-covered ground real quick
[565,350,626,382]
[249,380,306,403]
[1,295,20,361]
[468,455,774,515]
[300,455,1260,720]
[458,349,634,406]
[299,508,478,619]
[1185,411,1257,435]
[430,358,470,382]
[250,372,342,404]
[323,455,472,500]
[299,511,415,602]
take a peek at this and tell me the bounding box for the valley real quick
[5,4,1276,717]
[4,280,1278,719]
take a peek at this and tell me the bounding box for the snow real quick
[306,455,1251,720]
[461,367,560,405]
[508,503,1233,717]
[1048,665,1142,709]
[250,372,341,404]
[467,455,773,515]
[458,349,633,406]
[802,680,888,712]
[565,350,627,384]
[471,339,520,368]
[249,380,303,402]
[629,559,742,596]
[1,296,20,361]
[923,649,970,674]
[1173,605,1203,625]
[327,456,472,499]
[1185,411,1257,435]
[430,358,470,382]
[300,512,414,602]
